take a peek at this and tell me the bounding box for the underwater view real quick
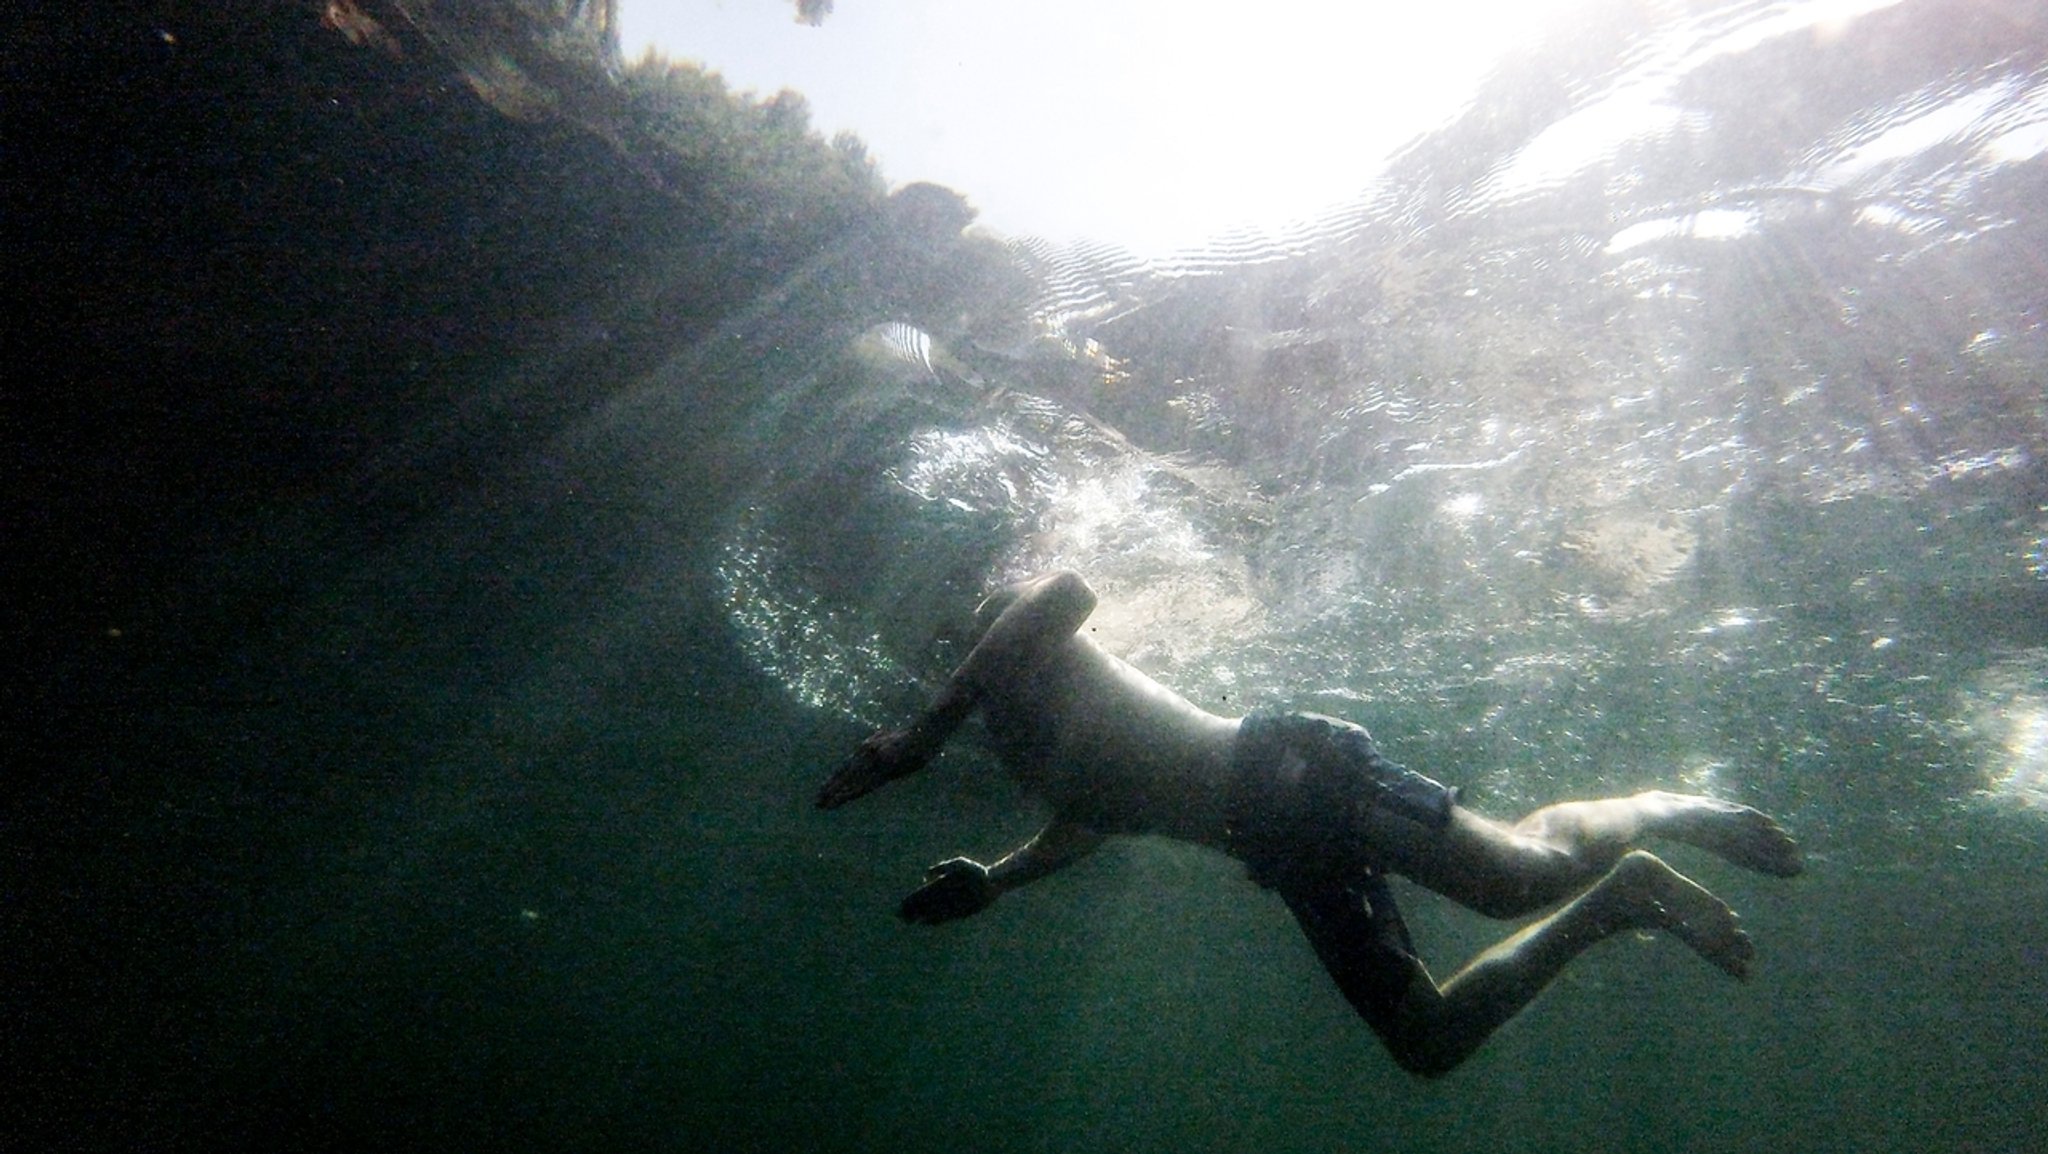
[8,1,2047,1150]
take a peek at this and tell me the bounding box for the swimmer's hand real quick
[898,857,997,924]
[816,729,927,809]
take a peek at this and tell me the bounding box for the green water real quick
[11,1,2048,1151]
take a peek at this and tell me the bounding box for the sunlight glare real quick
[619,0,1593,255]
[1963,655,2048,814]
[1992,701,2048,809]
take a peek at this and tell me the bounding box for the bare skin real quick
[818,570,1802,1076]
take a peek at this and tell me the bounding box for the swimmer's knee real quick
[1413,815,1585,918]
[1377,1001,1467,1079]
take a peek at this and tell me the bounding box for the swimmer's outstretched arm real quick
[816,571,1097,809]
[899,818,1104,924]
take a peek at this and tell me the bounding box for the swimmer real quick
[818,571,1803,1077]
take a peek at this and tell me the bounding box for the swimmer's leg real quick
[1287,851,1751,1078]
[1379,794,1801,919]
[1279,873,1430,1047]
[1510,791,1803,878]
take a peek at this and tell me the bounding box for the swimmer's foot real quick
[1648,793,1804,878]
[1599,850,1755,980]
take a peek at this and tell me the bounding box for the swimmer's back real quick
[979,631,1239,845]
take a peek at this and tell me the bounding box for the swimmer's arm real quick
[899,819,1103,924]
[816,571,1097,809]
[952,569,1098,697]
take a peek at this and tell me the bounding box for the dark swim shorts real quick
[1225,711,1460,1042]
[1224,710,1457,893]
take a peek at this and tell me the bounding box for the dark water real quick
[11,1,2048,1151]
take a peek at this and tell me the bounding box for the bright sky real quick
[617,0,1586,257]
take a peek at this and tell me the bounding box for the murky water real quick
[684,2,2048,1149]
[19,1,2048,1151]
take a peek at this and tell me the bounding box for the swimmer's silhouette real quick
[820,571,1802,1076]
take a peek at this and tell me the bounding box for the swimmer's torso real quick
[977,632,1239,845]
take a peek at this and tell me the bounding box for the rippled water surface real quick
[725,0,2048,815]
